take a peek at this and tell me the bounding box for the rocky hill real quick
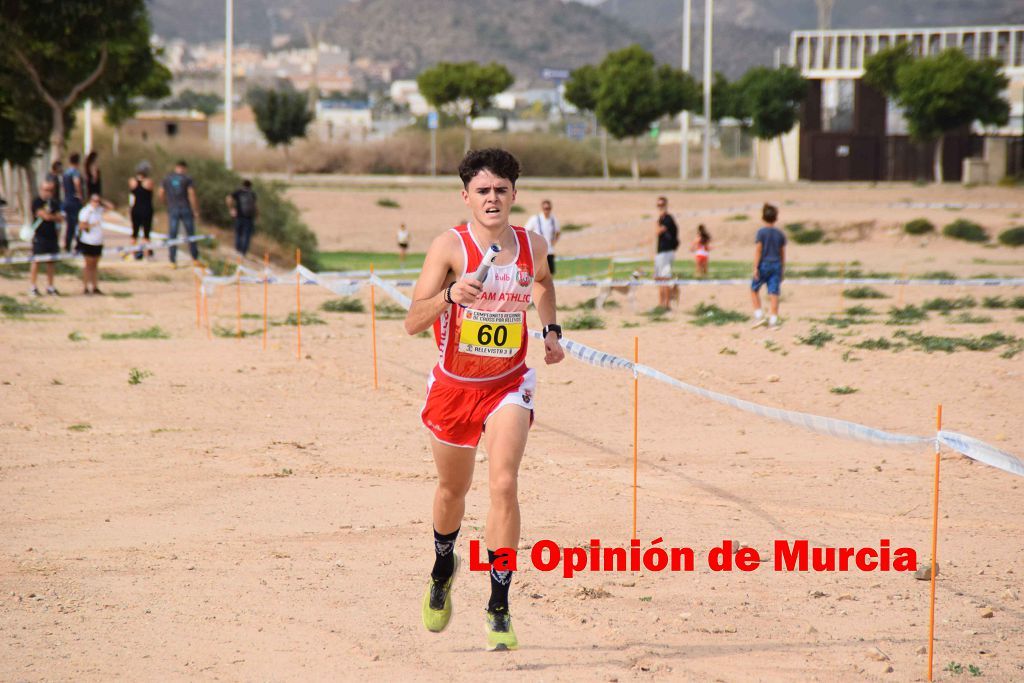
[147,0,1023,82]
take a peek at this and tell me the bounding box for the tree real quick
[564,64,609,178]
[866,47,1008,182]
[417,61,513,152]
[594,45,699,180]
[249,87,314,176]
[0,0,172,161]
[161,89,223,117]
[709,72,754,175]
[862,42,913,99]
[735,66,807,182]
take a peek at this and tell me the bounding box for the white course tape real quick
[557,277,1024,288]
[2,234,209,265]
[937,431,1024,478]
[363,274,1022,478]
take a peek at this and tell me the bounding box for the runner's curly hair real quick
[458,148,521,188]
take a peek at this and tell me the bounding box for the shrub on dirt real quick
[997,226,1024,247]
[903,218,935,235]
[942,219,987,243]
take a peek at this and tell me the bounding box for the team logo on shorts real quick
[517,268,533,288]
[521,388,533,404]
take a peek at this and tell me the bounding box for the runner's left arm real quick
[530,234,565,365]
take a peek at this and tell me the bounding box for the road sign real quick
[427,111,439,130]
[541,68,570,81]
[565,122,586,140]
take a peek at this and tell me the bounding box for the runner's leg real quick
[431,437,475,537]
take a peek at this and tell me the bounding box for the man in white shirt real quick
[524,199,560,275]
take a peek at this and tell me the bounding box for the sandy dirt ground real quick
[289,182,1024,277]
[2,183,1023,681]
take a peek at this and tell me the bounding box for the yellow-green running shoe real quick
[484,607,519,651]
[421,554,459,633]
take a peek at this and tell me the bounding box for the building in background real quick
[314,100,373,141]
[121,111,209,144]
[209,106,264,148]
[758,24,1024,183]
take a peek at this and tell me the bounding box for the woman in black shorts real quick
[128,162,155,260]
[77,194,106,295]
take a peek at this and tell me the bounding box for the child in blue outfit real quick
[751,203,786,329]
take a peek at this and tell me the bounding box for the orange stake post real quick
[927,404,943,681]
[203,288,211,340]
[194,272,201,328]
[837,262,846,315]
[262,251,269,351]
[632,336,639,540]
[370,264,379,389]
[296,248,302,360]
[235,257,242,340]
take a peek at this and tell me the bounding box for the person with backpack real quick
[654,195,680,310]
[226,179,258,256]
[61,153,85,253]
[158,160,200,266]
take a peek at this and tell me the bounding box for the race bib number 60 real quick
[458,309,523,357]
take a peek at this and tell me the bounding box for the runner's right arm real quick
[404,231,482,335]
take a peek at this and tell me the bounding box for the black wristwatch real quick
[543,323,562,339]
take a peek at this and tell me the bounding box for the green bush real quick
[997,226,1024,247]
[565,311,606,330]
[101,326,170,340]
[785,223,824,244]
[942,219,988,243]
[322,297,365,313]
[792,228,825,244]
[921,296,976,312]
[689,302,748,326]
[796,328,834,348]
[843,286,887,299]
[186,159,320,267]
[377,197,400,208]
[101,142,318,267]
[903,218,935,235]
[887,305,928,325]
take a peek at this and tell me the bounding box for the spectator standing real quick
[77,194,106,295]
[397,222,411,266]
[750,203,787,329]
[84,151,103,197]
[0,195,8,253]
[654,196,680,309]
[46,161,63,205]
[225,179,258,257]
[128,162,155,260]
[28,181,63,296]
[524,199,560,275]
[158,160,200,266]
[61,153,85,252]
[690,224,711,278]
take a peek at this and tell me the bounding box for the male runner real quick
[404,148,565,651]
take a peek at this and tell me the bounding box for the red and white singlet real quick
[432,223,535,388]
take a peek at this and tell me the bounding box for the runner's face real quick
[462,169,516,231]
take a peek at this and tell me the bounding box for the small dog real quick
[595,270,643,312]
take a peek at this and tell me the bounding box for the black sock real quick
[487,548,513,612]
[431,527,459,580]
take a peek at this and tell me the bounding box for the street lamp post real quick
[701,0,713,183]
[680,0,691,180]
[224,0,234,170]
